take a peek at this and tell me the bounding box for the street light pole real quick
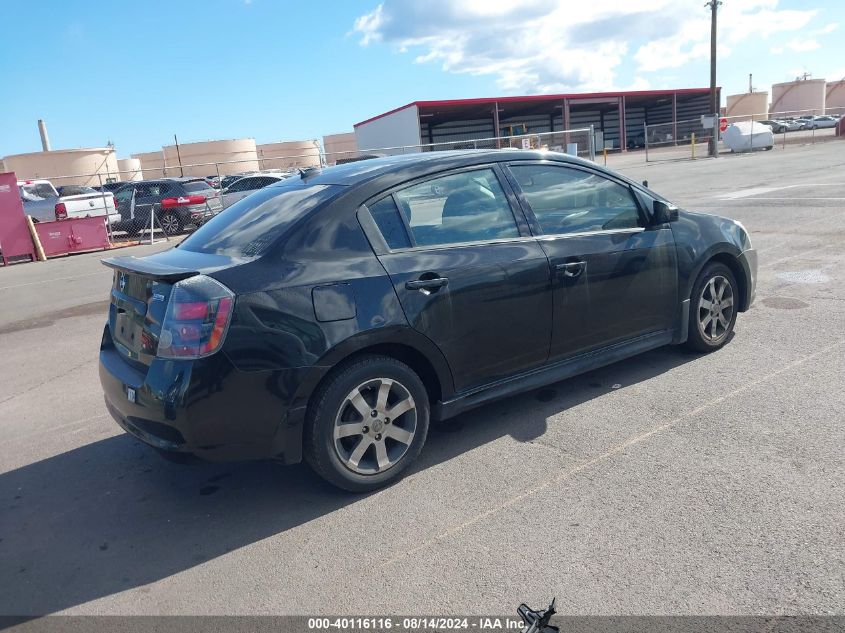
[707,0,722,157]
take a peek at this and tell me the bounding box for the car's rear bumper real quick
[99,327,306,463]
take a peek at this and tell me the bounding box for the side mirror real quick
[653,200,679,224]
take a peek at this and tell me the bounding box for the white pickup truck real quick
[18,179,120,225]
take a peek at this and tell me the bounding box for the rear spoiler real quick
[102,256,199,282]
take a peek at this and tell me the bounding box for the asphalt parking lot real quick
[1,142,843,616]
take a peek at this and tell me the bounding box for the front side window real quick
[509,164,643,235]
[393,168,519,247]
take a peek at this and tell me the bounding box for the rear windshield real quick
[182,181,213,193]
[57,185,97,196]
[179,180,342,257]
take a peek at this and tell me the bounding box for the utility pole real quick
[174,134,184,177]
[707,0,722,157]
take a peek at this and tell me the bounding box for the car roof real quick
[294,149,598,187]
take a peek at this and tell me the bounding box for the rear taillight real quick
[157,275,234,359]
[55,202,67,220]
[161,195,206,208]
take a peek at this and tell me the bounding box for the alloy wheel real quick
[161,213,180,235]
[698,275,734,344]
[333,378,417,475]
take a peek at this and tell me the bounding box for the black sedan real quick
[99,150,757,491]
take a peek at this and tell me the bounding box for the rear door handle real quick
[555,261,586,278]
[405,277,449,290]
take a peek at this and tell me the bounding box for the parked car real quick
[220,173,289,209]
[99,150,757,491]
[807,115,839,129]
[779,118,806,132]
[112,177,222,235]
[18,179,119,225]
[96,181,128,193]
[758,120,787,134]
[219,174,248,190]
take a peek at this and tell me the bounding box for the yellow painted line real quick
[379,338,845,568]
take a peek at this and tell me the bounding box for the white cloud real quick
[771,38,821,54]
[353,0,821,92]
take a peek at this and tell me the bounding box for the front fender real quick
[672,210,752,306]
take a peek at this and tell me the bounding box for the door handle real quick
[405,277,449,290]
[555,261,586,278]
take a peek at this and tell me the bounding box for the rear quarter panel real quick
[210,197,454,408]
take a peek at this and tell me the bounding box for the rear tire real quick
[160,211,183,236]
[684,262,739,353]
[304,355,429,492]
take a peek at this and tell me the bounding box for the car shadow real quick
[0,345,697,615]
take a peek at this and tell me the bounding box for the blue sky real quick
[1,0,842,158]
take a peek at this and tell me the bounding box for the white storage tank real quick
[117,158,142,182]
[771,78,826,117]
[725,92,769,120]
[162,138,259,177]
[131,151,168,179]
[826,80,845,116]
[256,140,321,170]
[322,133,358,165]
[2,148,120,187]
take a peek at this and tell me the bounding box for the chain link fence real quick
[323,128,596,163]
[13,128,597,245]
[644,107,843,163]
[643,118,714,163]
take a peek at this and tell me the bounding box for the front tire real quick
[684,262,738,353]
[304,355,430,492]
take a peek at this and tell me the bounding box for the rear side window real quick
[509,164,643,234]
[179,181,341,257]
[19,183,56,200]
[394,168,519,247]
[368,196,411,249]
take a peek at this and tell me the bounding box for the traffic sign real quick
[719,117,728,133]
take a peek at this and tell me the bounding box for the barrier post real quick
[691,133,696,159]
[812,109,816,144]
[603,147,607,166]
[97,173,112,242]
[749,114,754,152]
[644,123,649,163]
[588,125,596,162]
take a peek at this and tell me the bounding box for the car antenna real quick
[298,166,319,179]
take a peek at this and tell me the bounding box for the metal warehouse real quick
[354,88,720,153]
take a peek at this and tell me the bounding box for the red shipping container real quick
[0,172,37,265]
[34,216,110,257]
